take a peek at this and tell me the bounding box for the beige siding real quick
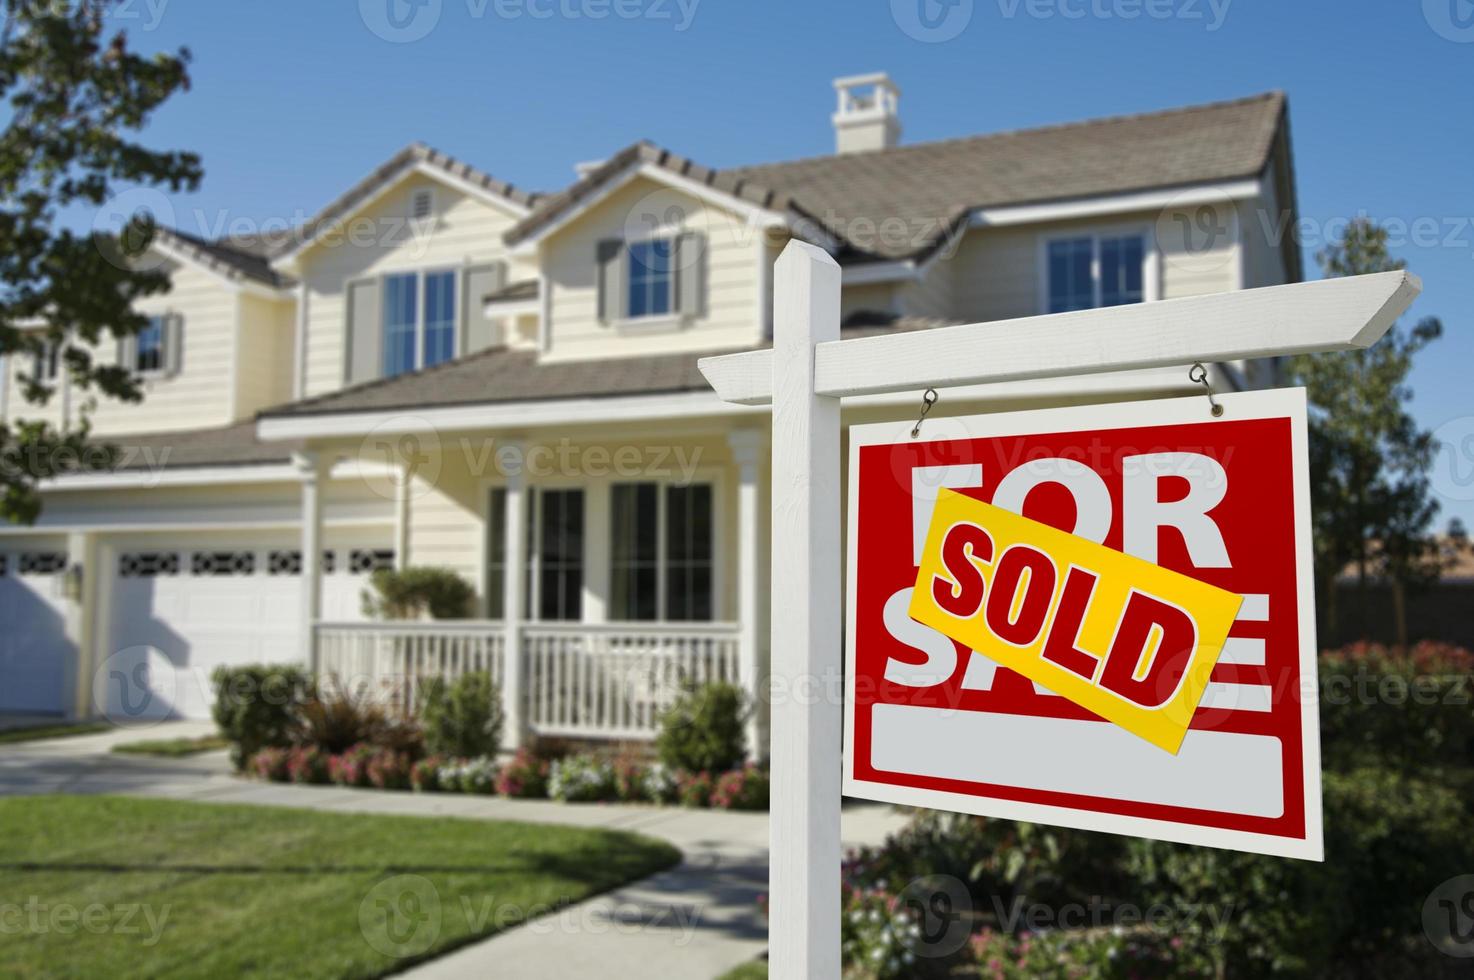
[234,293,297,416]
[299,176,524,398]
[840,282,899,321]
[541,176,764,362]
[2,258,244,436]
[897,258,955,320]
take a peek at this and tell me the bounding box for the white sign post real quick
[699,240,1420,980]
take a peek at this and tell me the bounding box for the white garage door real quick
[105,539,387,721]
[0,551,73,715]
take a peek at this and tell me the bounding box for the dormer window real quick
[381,269,456,378]
[1044,231,1149,314]
[32,340,60,382]
[136,316,165,373]
[410,188,434,221]
[627,238,674,318]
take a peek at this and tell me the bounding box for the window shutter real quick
[117,335,137,374]
[164,315,184,376]
[345,277,382,384]
[462,262,507,354]
[596,239,625,325]
[674,232,705,319]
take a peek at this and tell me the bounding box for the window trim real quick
[609,231,696,333]
[1036,224,1158,315]
[380,265,460,377]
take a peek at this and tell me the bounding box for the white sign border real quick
[842,388,1324,861]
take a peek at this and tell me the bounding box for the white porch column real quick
[294,452,325,670]
[728,428,769,762]
[65,531,98,719]
[392,462,411,570]
[501,439,528,749]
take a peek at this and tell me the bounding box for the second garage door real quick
[105,537,387,720]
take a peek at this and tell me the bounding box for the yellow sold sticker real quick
[909,490,1244,754]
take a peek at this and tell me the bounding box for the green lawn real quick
[110,735,228,757]
[0,722,111,745]
[717,961,768,979]
[0,795,680,979]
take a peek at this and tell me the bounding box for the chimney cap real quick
[833,72,900,95]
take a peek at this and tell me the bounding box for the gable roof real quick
[153,226,293,290]
[274,142,543,267]
[507,91,1288,262]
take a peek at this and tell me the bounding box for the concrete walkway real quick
[0,723,907,979]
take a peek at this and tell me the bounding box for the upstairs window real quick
[627,238,674,319]
[135,316,165,374]
[1046,232,1148,314]
[32,340,60,381]
[382,269,456,379]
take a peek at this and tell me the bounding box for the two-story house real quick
[0,78,1300,750]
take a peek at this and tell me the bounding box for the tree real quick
[1286,218,1442,648]
[0,1,200,523]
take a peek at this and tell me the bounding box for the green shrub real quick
[969,926,1201,979]
[362,566,475,620]
[1319,641,1474,772]
[418,672,503,758]
[655,681,747,773]
[211,664,311,770]
[495,749,548,798]
[1123,765,1474,976]
[710,764,769,810]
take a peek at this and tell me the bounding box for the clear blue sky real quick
[114,0,1472,526]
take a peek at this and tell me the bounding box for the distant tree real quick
[1286,218,1442,648]
[0,1,200,523]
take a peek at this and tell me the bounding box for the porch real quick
[312,620,744,742]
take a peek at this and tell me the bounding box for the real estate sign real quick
[843,389,1324,860]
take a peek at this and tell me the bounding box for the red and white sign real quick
[843,389,1323,860]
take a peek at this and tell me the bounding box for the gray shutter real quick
[596,239,625,325]
[462,262,507,354]
[674,231,705,319]
[164,314,184,376]
[117,334,137,374]
[345,278,382,384]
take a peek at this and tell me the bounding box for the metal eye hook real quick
[911,387,939,439]
[1189,362,1224,418]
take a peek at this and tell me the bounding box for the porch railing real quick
[315,621,507,715]
[312,620,742,739]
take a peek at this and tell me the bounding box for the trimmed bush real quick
[675,769,715,808]
[548,754,617,802]
[410,755,446,792]
[366,749,413,790]
[328,743,377,787]
[451,756,498,794]
[418,672,503,759]
[655,681,747,774]
[711,764,769,810]
[363,566,475,620]
[211,664,311,770]
[495,749,549,798]
[286,745,329,785]
[250,746,290,782]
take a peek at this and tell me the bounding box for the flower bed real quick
[245,745,768,810]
